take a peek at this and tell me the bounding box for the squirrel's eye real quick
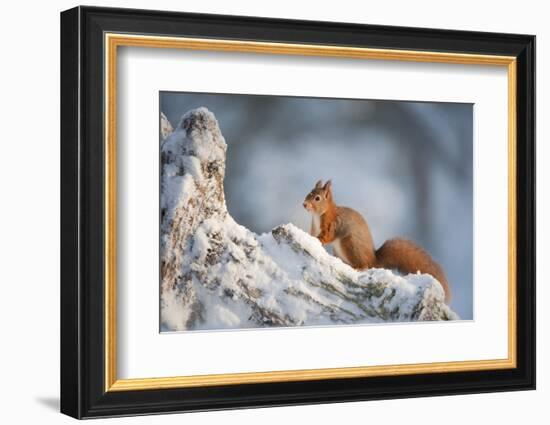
[314,195,321,202]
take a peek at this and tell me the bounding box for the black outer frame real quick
[60,5,535,419]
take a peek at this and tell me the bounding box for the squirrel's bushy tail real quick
[375,238,451,303]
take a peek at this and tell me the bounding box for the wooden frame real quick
[61,5,535,419]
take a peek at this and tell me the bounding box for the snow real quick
[160,107,459,332]
[160,111,173,141]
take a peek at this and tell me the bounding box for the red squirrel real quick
[303,180,451,303]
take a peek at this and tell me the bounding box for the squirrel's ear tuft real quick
[315,180,323,189]
[323,180,332,198]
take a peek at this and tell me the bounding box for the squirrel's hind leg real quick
[337,236,374,270]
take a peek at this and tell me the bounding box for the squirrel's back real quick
[335,207,374,244]
[333,206,376,268]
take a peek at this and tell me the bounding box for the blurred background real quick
[161,92,473,319]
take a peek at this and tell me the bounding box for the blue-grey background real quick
[161,92,473,319]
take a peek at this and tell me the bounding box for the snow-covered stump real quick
[160,107,458,332]
[160,112,174,141]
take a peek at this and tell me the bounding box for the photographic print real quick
[159,92,473,332]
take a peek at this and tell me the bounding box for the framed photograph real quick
[60,6,535,419]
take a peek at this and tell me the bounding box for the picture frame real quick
[60,5,535,419]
